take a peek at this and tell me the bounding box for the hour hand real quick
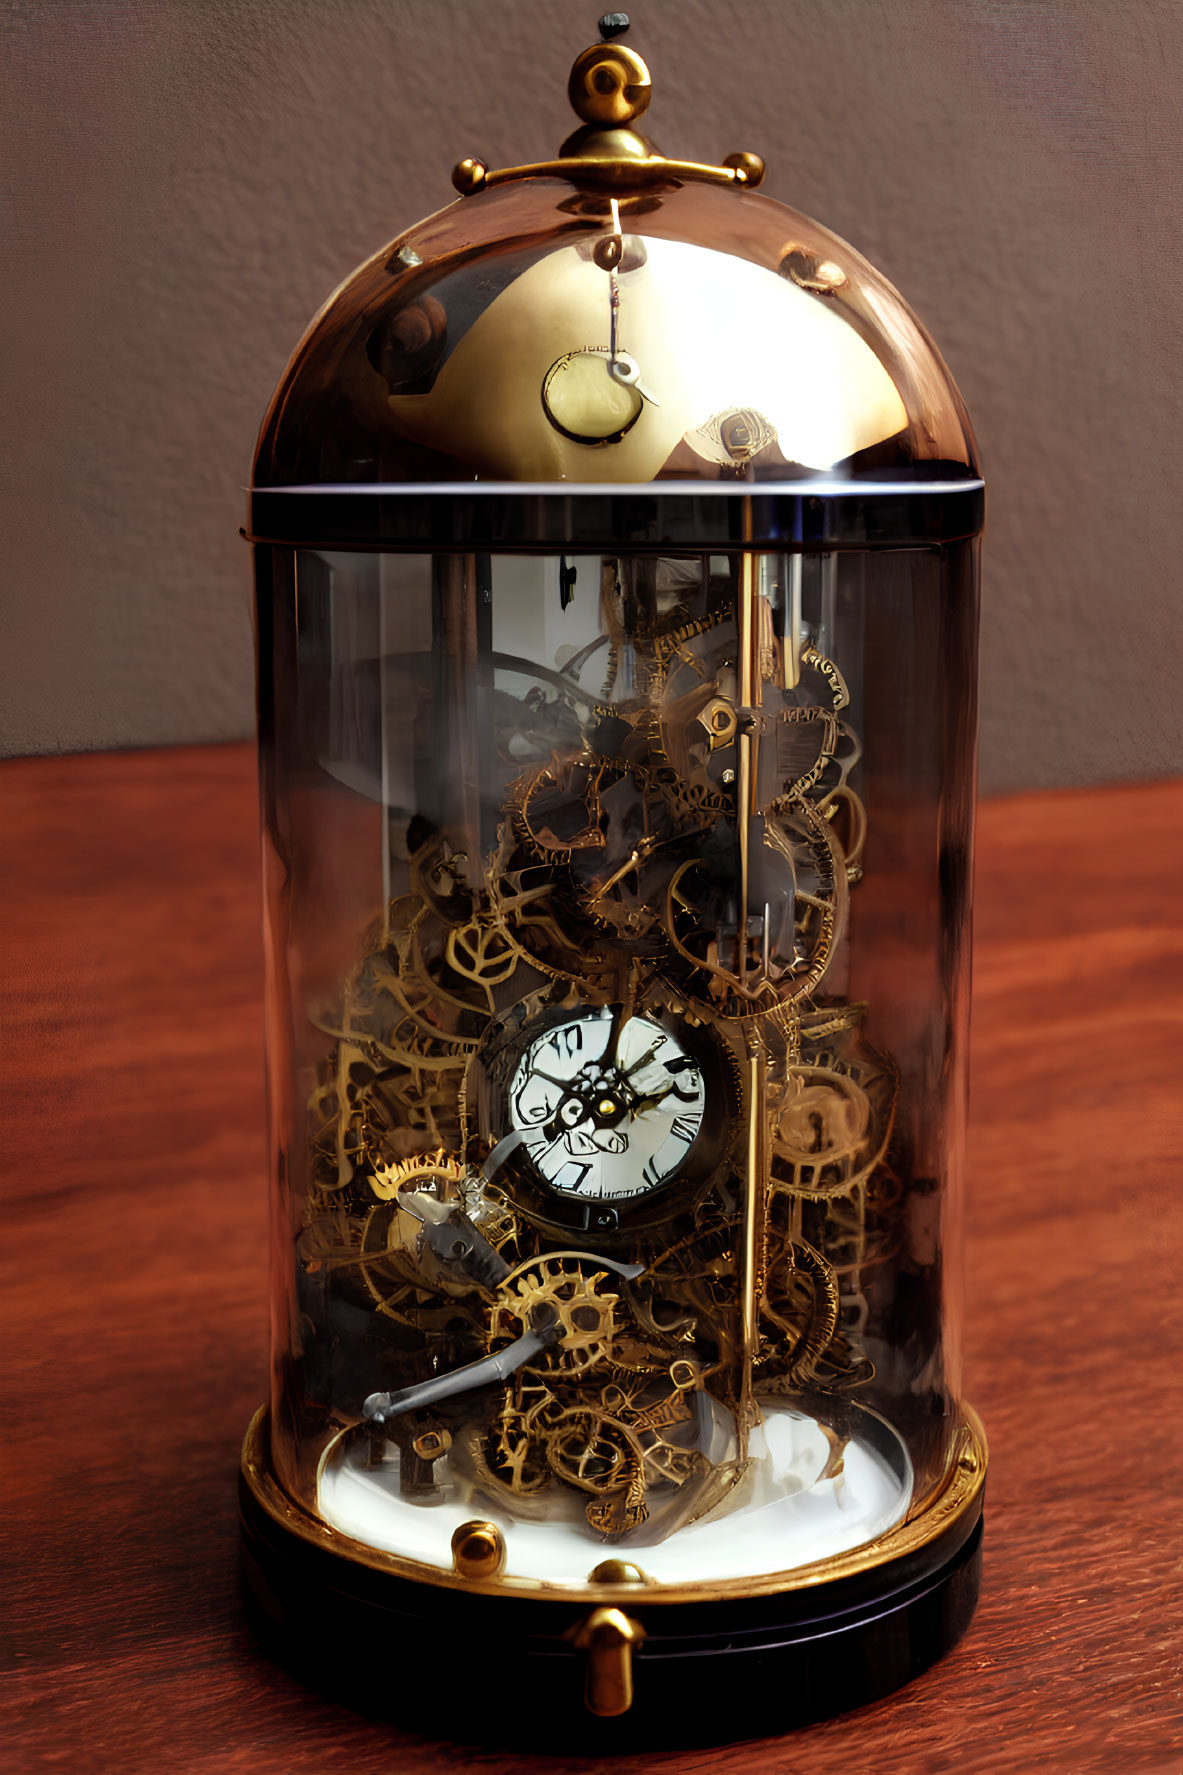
[608,351,660,407]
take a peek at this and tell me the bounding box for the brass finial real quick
[567,41,652,130]
[450,26,764,195]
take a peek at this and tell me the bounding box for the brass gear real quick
[366,1146,467,1205]
[490,1260,619,1374]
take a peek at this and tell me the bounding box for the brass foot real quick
[570,1605,645,1716]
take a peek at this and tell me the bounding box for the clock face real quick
[508,1007,708,1204]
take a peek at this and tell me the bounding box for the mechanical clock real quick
[472,1000,734,1238]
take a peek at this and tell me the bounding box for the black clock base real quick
[240,1467,983,1745]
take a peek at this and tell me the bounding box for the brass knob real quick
[451,156,488,195]
[450,1519,506,1581]
[568,43,652,128]
[588,1557,649,1585]
[723,149,766,188]
[571,1606,646,1716]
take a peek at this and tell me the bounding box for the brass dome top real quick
[253,20,978,490]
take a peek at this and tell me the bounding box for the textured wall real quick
[3,0,1180,790]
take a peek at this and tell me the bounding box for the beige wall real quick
[3,0,1180,791]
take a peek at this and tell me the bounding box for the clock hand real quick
[621,1040,660,1078]
[599,1001,628,1068]
[626,1080,679,1117]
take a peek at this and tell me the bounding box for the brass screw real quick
[450,1519,506,1581]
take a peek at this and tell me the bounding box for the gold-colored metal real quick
[296,572,896,1539]
[250,15,987,1655]
[452,148,765,194]
[387,238,906,480]
[254,22,983,489]
[450,36,763,198]
[736,550,755,978]
[570,1606,646,1717]
[241,1403,988,1603]
[412,1427,452,1461]
[450,1519,507,1581]
[781,246,848,294]
[450,155,487,195]
[738,1042,765,1453]
[542,348,643,445]
[567,42,652,127]
[589,1558,651,1586]
[723,150,766,186]
[288,519,965,1565]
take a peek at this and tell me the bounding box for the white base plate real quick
[318,1403,911,1588]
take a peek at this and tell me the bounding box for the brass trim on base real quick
[240,1402,986,1609]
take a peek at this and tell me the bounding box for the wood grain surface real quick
[2,744,1181,1774]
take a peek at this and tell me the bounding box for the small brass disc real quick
[542,349,643,445]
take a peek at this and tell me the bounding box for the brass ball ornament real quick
[567,42,652,128]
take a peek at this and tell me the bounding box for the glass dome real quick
[253,62,977,491]
[242,21,986,1731]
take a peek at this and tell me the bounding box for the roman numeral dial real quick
[507,1006,708,1203]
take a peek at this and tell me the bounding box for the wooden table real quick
[3,745,1181,1774]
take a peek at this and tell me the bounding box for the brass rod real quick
[454,153,763,197]
[784,552,803,690]
[739,1041,765,1456]
[736,518,757,983]
[737,501,766,1455]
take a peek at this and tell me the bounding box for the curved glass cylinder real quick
[255,502,979,1595]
